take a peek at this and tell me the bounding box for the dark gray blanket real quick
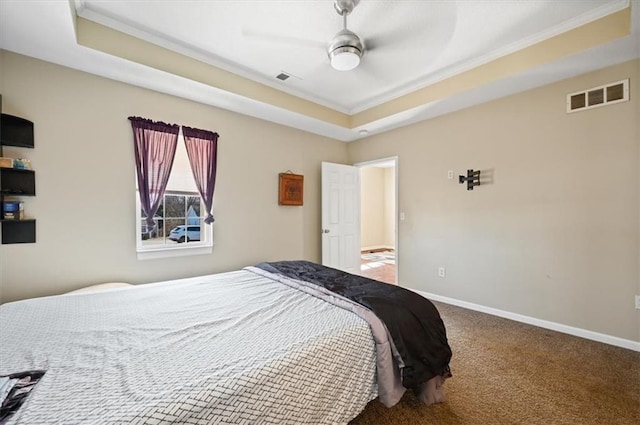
[255,261,452,390]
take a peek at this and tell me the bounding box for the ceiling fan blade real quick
[364,27,414,52]
[241,28,326,50]
[362,2,458,53]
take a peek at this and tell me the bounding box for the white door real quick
[321,162,361,274]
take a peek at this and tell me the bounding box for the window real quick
[140,192,205,244]
[136,131,213,259]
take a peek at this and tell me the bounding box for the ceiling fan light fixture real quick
[328,28,363,71]
[329,46,361,71]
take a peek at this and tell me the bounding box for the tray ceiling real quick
[0,0,638,141]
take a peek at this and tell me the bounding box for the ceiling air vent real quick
[276,72,291,81]
[567,79,629,113]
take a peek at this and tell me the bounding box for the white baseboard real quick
[411,289,640,352]
[361,245,394,252]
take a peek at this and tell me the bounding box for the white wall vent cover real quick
[567,79,629,113]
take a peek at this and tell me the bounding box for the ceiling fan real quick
[328,0,364,71]
[242,0,376,72]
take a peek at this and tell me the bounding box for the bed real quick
[0,261,451,424]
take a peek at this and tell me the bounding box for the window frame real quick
[135,189,213,260]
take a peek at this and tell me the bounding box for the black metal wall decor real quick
[459,169,481,190]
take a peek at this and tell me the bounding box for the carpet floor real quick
[350,301,640,425]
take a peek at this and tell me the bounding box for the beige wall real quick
[348,59,640,342]
[636,61,640,342]
[383,167,395,248]
[1,50,637,343]
[0,51,348,303]
[360,166,396,250]
[360,167,386,249]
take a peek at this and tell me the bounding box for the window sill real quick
[137,244,213,261]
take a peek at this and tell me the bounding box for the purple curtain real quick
[128,117,179,228]
[182,125,219,224]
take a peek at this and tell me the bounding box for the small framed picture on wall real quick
[278,173,304,206]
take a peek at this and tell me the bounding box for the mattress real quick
[0,269,378,424]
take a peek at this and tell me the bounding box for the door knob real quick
[322,229,330,233]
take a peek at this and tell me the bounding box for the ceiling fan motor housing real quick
[328,29,364,56]
[328,29,364,71]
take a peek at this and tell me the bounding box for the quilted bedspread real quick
[254,261,452,390]
[0,270,377,424]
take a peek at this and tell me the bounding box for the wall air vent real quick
[567,79,629,113]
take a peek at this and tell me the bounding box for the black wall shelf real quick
[0,96,36,244]
[0,168,36,196]
[1,113,34,148]
[1,219,36,244]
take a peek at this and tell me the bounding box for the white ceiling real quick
[0,0,638,141]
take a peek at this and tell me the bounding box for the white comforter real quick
[0,270,378,424]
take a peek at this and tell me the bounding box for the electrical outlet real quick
[400,212,405,221]
[438,267,446,278]
[447,170,454,179]
[636,295,640,310]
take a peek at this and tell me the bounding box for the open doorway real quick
[356,157,398,285]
